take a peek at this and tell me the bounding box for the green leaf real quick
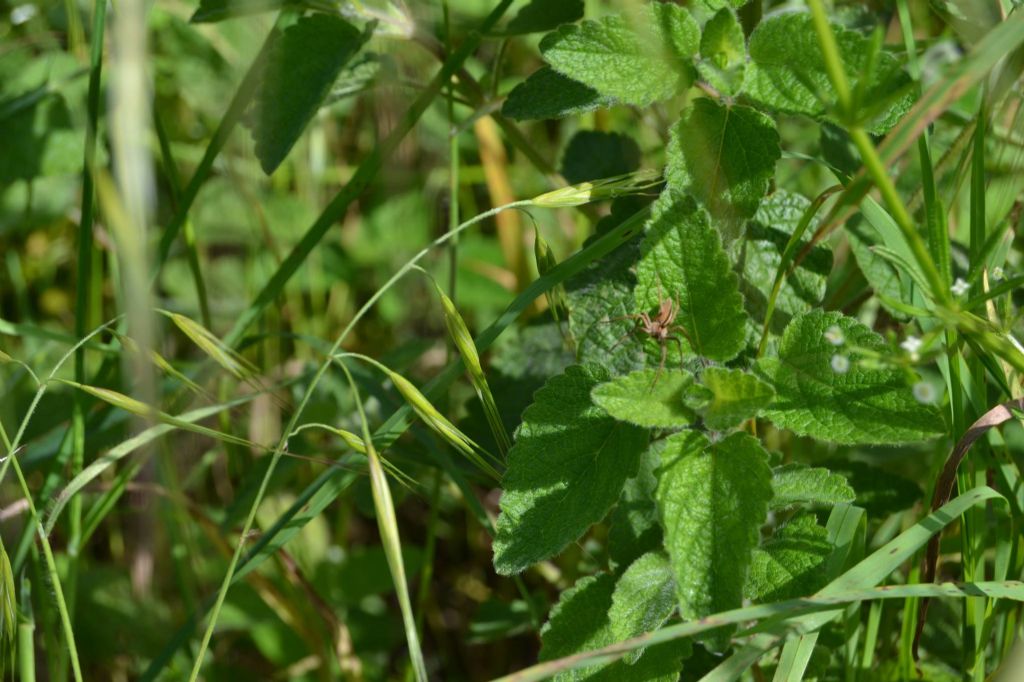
[744,12,913,134]
[846,215,911,321]
[539,2,700,106]
[591,369,698,429]
[737,191,833,334]
[699,367,774,430]
[493,364,648,575]
[756,310,944,445]
[539,574,689,681]
[502,67,613,121]
[666,99,780,237]
[190,0,291,23]
[608,446,663,573]
[501,0,584,35]
[561,131,640,185]
[818,459,922,517]
[252,15,369,174]
[770,463,856,510]
[697,8,746,96]
[746,514,831,602]
[635,190,748,361]
[609,552,679,664]
[656,431,772,648]
[567,198,647,375]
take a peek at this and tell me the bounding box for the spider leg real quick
[649,341,668,388]
[666,335,685,369]
[609,320,641,351]
[598,313,641,325]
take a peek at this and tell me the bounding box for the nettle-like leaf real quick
[539,574,690,681]
[567,198,647,374]
[493,364,648,575]
[502,67,613,121]
[592,369,698,429]
[656,431,772,648]
[609,552,679,664]
[561,131,641,185]
[756,310,944,444]
[252,15,369,174]
[737,190,833,333]
[666,99,780,237]
[539,2,700,106]
[699,367,774,430]
[635,191,748,361]
[746,513,831,602]
[744,12,913,134]
[608,445,663,573]
[502,0,584,35]
[771,463,856,510]
[697,9,746,96]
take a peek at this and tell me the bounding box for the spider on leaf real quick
[606,282,692,386]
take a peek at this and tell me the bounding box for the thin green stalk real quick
[185,199,525,680]
[0,425,82,682]
[896,0,951,287]
[153,107,212,329]
[444,0,460,302]
[223,0,517,349]
[807,0,948,306]
[66,0,108,648]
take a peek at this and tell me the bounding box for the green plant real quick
[2,0,1024,680]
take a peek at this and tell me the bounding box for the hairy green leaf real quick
[635,191,748,361]
[539,2,700,106]
[737,191,833,333]
[700,367,774,430]
[757,311,944,444]
[771,463,856,510]
[697,8,746,96]
[591,369,698,428]
[666,99,780,236]
[608,446,663,573]
[656,431,772,648]
[609,552,679,664]
[561,131,640,185]
[744,12,913,133]
[494,364,648,575]
[501,0,584,35]
[539,573,689,681]
[502,67,613,121]
[746,514,831,602]
[252,15,368,174]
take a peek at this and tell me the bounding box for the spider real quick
[607,283,692,385]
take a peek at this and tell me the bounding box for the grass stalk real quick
[338,362,428,681]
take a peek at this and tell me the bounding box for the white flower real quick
[901,336,923,360]
[10,3,36,24]
[992,266,1005,280]
[830,354,850,374]
[824,325,845,346]
[913,381,937,404]
[951,277,970,296]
